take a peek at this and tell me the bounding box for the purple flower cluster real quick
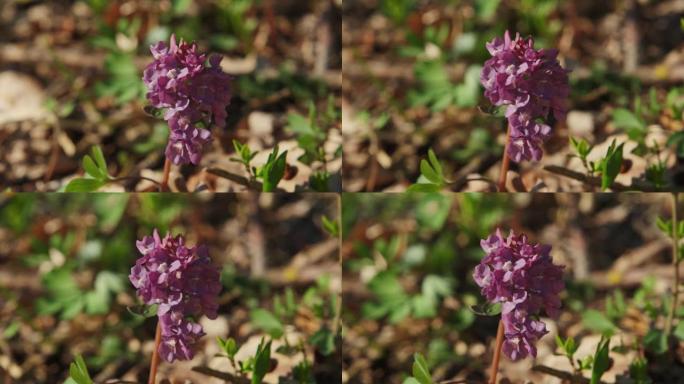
[480,31,569,162]
[130,230,222,362]
[143,35,232,165]
[473,229,564,361]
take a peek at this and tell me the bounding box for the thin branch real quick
[206,167,263,190]
[109,176,163,188]
[531,365,597,384]
[449,176,498,192]
[191,366,251,384]
[543,165,658,192]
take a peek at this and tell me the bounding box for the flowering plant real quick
[481,30,569,164]
[473,229,564,362]
[143,35,232,167]
[129,229,221,363]
[410,30,570,192]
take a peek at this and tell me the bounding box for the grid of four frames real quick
[1,1,683,383]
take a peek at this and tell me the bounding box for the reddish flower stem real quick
[497,124,511,192]
[489,319,505,384]
[148,322,162,384]
[161,158,172,191]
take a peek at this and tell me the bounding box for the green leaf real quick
[555,334,565,350]
[68,355,93,384]
[570,137,592,159]
[65,178,106,192]
[412,353,432,384]
[667,131,684,157]
[172,0,192,14]
[674,321,684,341]
[629,357,651,384]
[565,336,577,355]
[217,337,239,358]
[95,271,124,293]
[232,139,243,155]
[474,0,501,21]
[260,147,287,192]
[88,335,125,369]
[427,149,443,179]
[407,183,443,192]
[403,379,421,384]
[368,271,405,301]
[412,294,438,318]
[61,298,85,319]
[126,303,159,319]
[85,271,123,314]
[648,87,661,115]
[452,127,496,161]
[251,338,272,384]
[42,268,80,297]
[612,108,645,140]
[605,290,626,319]
[250,309,284,338]
[556,334,577,358]
[84,290,108,314]
[94,194,130,232]
[95,51,145,104]
[582,309,616,335]
[90,146,107,175]
[388,301,412,323]
[578,355,594,371]
[414,60,449,88]
[232,139,256,164]
[416,193,452,230]
[453,64,482,107]
[309,327,335,356]
[3,321,20,339]
[285,288,297,316]
[656,216,672,236]
[309,171,331,192]
[469,302,502,316]
[287,113,316,136]
[590,337,610,384]
[287,106,326,167]
[133,123,168,154]
[421,275,451,301]
[82,156,102,179]
[420,159,442,185]
[643,329,668,354]
[600,140,624,190]
[321,215,340,237]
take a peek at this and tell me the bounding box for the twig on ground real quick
[110,176,163,189]
[532,365,597,383]
[206,167,262,190]
[191,366,251,384]
[543,165,658,191]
